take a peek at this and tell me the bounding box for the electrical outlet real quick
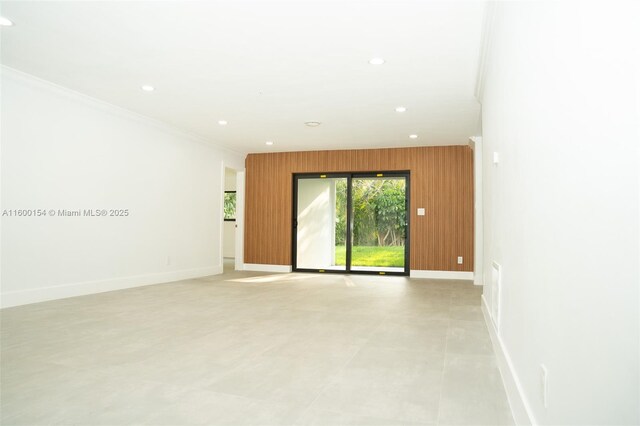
[540,364,548,408]
[457,256,463,264]
[166,256,171,266]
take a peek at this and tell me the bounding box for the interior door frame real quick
[292,171,410,276]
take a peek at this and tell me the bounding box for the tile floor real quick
[1,263,513,425]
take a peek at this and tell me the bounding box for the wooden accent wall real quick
[244,146,474,272]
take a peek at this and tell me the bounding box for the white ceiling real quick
[1,1,484,155]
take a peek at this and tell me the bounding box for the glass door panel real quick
[295,176,348,271]
[350,176,407,273]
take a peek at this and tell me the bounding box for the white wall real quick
[223,168,237,258]
[296,178,336,269]
[1,67,244,307]
[479,2,639,425]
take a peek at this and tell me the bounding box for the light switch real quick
[493,152,500,164]
[417,208,425,216]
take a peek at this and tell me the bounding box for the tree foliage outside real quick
[335,180,347,245]
[334,178,406,247]
[224,192,236,220]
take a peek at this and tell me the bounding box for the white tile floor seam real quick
[1,264,514,426]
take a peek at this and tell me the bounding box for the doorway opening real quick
[292,172,409,276]
[222,167,237,273]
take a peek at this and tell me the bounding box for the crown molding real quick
[1,65,245,159]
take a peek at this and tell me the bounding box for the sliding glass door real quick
[293,172,409,276]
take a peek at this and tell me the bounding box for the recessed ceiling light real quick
[395,107,407,113]
[304,121,321,127]
[369,57,385,65]
[409,134,418,139]
[218,120,228,126]
[141,85,155,92]
[265,141,274,146]
[0,17,14,27]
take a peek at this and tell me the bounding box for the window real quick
[224,191,236,221]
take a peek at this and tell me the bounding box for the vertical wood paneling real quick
[244,146,474,272]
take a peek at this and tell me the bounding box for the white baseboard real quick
[243,263,292,273]
[410,270,474,280]
[481,295,536,426]
[1,265,223,309]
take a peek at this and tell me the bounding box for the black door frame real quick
[292,171,410,276]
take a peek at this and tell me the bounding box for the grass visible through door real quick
[334,245,404,267]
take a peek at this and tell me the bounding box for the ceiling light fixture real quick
[395,107,407,113]
[141,85,155,92]
[218,120,228,126]
[0,17,14,26]
[369,57,385,65]
[409,134,418,139]
[265,141,274,146]
[304,121,321,127]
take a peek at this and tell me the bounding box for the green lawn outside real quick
[334,245,404,267]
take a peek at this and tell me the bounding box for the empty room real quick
[1,1,638,425]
